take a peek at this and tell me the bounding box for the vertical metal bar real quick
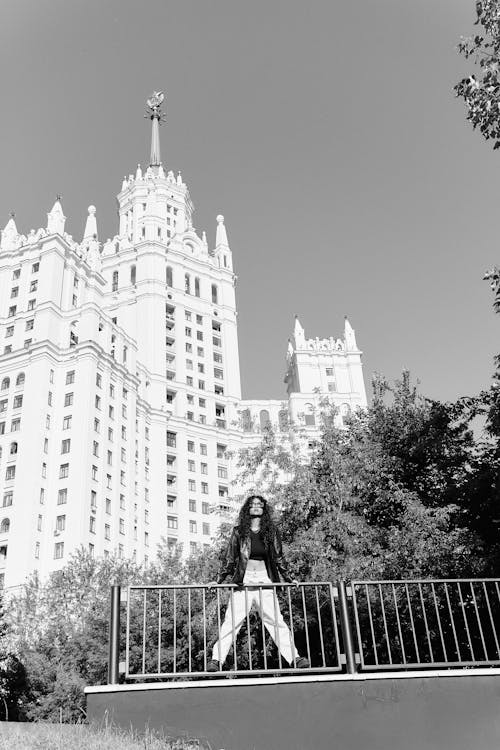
[301,585,311,665]
[216,587,221,667]
[365,583,378,666]
[444,582,461,661]
[482,582,499,659]
[230,586,237,671]
[456,582,474,660]
[245,586,252,670]
[125,586,131,678]
[315,585,326,667]
[258,586,268,671]
[173,588,177,673]
[273,585,283,670]
[378,583,392,665]
[470,581,487,660]
[108,584,121,684]
[350,584,365,670]
[392,584,406,665]
[431,582,448,662]
[188,588,192,673]
[287,585,296,668]
[202,587,207,672]
[329,583,342,670]
[338,580,356,674]
[418,583,434,663]
[142,588,147,675]
[157,589,162,674]
[405,583,420,664]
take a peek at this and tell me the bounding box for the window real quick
[95,395,101,410]
[130,265,136,285]
[9,442,17,455]
[260,409,271,430]
[37,515,43,531]
[189,520,197,534]
[30,280,38,293]
[43,438,49,453]
[66,370,75,385]
[56,515,66,532]
[304,404,315,426]
[41,463,46,478]
[122,425,127,440]
[202,502,210,515]
[185,274,191,294]
[217,443,227,459]
[167,516,178,529]
[35,542,40,559]
[218,465,228,479]
[2,492,13,508]
[203,522,210,536]
[187,411,194,421]
[144,531,149,547]
[200,443,207,456]
[107,450,113,466]
[198,380,205,390]
[167,495,177,510]
[166,431,177,448]
[59,463,69,479]
[109,405,114,419]
[89,516,96,533]
[196,330,203,342]
[214,368,224,380]
[93,441,99,457]
[194,277,200,297]
[197,347,204,357]
[3,346,11,355]
[16,372,25,387]
[0,423,4,435]
[118,544,124,559]
[120,470,125,485]
[57,489,67,505]
[90,490,97,509]
[104,524,111,540]
[10,287,18,298]
[212,320,221,333]
[112,271,118,292]
[326,368,334,377]
[11,419,20,432]
[61,439,70,454]
[54,542,64,559]
[92,465,98,480]
[121,447,126,462]
[106,473,112,489]
[197,363,205,373]
[190,542,198,555]
[213,335,221,347]
[328,382,337,392]
[32,262,39,273]
[186,376,193,386]
[213,352,223,364]
[5,466,15,481]
[201,482,208,494]
[89,543,95,557]
[122,404,127,418]
[0,400,7,413]
[188,459,195,472]
[27,300,35,311]
[201,462,208,474]
[94,418,100,433]
[189,498,196,512]
[12,269,20,280]
[119,518,125,534]
[96,373,102,388]
[120,494,125,510]
[24,339,32,349]
[218,485,228,498]
[166,266,173,286]
[63,415,72,430]
[185,327,192,337]
[185,342,193,353]
[5,326,14,338]
[64,393,73,407]
[211,284,218,304]
[186,359,193,370]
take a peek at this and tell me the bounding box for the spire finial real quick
[216,214,229,248]
[83,205,98,241]
[145,91,166,167]
[47,196,66,235]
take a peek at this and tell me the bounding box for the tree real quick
[455,1,500,149]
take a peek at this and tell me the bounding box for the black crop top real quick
[249,530,267,561]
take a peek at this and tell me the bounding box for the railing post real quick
[338,579,357,674]
[108,584,121,685]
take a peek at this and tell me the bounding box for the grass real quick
[0,721,217,750]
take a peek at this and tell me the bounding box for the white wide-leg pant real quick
[211,559,299,666]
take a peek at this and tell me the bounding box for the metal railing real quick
[107,577,500,684]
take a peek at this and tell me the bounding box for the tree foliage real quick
[455,1,500,149]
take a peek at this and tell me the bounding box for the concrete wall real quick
[86,670,500,750]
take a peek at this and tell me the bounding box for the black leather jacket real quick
[217,526,294,585]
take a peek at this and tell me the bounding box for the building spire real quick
[216,214,229,248]
[145,91,166,167]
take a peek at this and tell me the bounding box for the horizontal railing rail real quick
[123,581,345,680]
[351,578,500,671]
[107,577,500,684]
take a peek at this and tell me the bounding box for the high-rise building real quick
[0,93,367,590]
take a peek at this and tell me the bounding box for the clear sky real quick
[1,0,498,403]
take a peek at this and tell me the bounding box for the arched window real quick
[1,378,9,391]
[16,373,25,387]
[195,277,200,297]
[211,284,218,304]
[0,518,9,534]
[240,409,252,432]
[130,265,136,285]
[185,274,191,295]
[112,270,118,292]
[10,442,17,455]
[304,403,315,426]
[278,409,289,432]
[259,409,271,431]
[166,266,173,287]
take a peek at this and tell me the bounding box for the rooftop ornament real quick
[145,91,166,168]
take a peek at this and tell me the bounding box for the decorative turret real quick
[83,205,98,242]
[216,215,229,249]
[293,315,305,347]
[344,316,357,350]
[0,214,19,252]
[47,196,66,235]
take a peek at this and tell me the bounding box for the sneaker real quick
[295,657,310,669]
[206,659,221,672]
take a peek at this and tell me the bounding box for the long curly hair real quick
[237,494,276,549]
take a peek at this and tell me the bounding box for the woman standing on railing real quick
[207,494,310,672]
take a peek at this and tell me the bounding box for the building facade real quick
[0,95,367,590]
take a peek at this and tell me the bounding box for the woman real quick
[207,494,310,671]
